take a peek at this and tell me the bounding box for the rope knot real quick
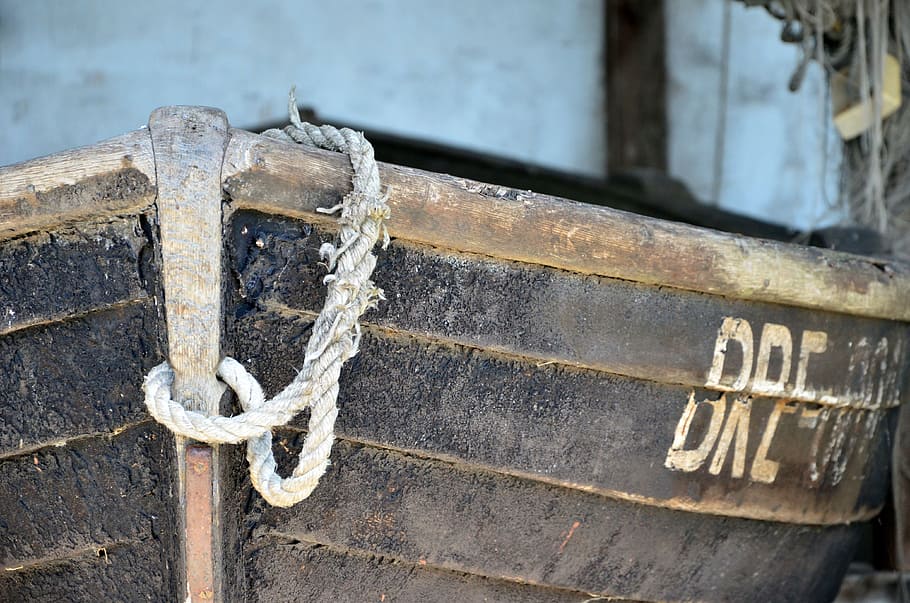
[142,88,388,508]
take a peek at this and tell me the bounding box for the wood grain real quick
[0,130,156,240]
[223,129,910,322]
[150,107,228,412]
[606,0,667,171]
[149,106,231,603]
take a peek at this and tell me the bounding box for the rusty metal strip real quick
[185,445,216,600]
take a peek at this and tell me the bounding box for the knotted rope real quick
[143,88,389,507]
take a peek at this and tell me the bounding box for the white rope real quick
[143,87,389,507]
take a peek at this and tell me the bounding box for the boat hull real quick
[0,110,907,601]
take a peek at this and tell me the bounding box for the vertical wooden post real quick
[149,107,230,602]
[605,0,667,172]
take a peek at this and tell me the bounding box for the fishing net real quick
[742,0,910,257]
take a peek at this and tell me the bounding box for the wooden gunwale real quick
[221,129,910,323]
[4,127,909,323]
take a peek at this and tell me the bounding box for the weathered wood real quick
[0,540,179,602]
[0,130,156,240]
[149,106,231,603]
[246,538,591,602]
[0,215,176,598]
[0,424,178,571]
[0,302,163,456]
[256,112,799,241]
[0,216,150,336]
[222,129,910,322]
[0,111,902,599]
[606,0,667,171]
[248,438,856,602]
[149,106,228,419]
[219,441,248,602]
[230,213,910,411]
[231,310,894,525]
[226,212,901,523]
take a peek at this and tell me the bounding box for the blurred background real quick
[0,0,842,233]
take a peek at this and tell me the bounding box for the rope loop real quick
[143,87,389,507]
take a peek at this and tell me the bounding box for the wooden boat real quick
[0,107,907,602]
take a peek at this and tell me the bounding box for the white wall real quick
[667,0,844,230]
[0,0,606,175]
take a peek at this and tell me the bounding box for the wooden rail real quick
[222,129,910,323]
[0,130,156,239]
[3,124,909,322]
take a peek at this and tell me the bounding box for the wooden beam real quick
[149,106,230,603]
[253,112,799,241]
[0,130,156,240]
[222,130,910,322]
[606,0,667,172]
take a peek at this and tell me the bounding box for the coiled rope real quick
[143,88,389,507]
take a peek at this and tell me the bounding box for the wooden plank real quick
[0,130,156,240]
[230,213,909,411]
[231,310,894,525]
[148,106,231,603]
[222,129,910,322]
[226,213,899,523]
[0,425,178,570]
[247,438,857,603]
[254,112,798,241]
[606,0,667,171]
[0,302,163,456]
[149,106,228,419]
[0,216,150,336]
[0,540,179,602]
[246,537,593,602]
